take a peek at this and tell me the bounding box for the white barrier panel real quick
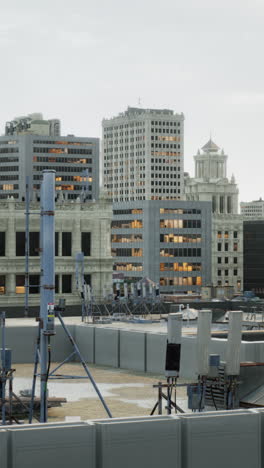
[95,417,181,468]
[9,423,95,468]
[179,412,261,468]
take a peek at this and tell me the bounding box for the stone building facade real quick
[184,139,243,293]
[0,196,113,308]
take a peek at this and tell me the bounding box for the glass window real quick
[16,232,25,256]
[62,232,72,256]
[0,275,5,294]
[16,275,25,294]
[0,232,5,256]
[29,275,40,294]
[82,232,91,256]
[62,274,72,293]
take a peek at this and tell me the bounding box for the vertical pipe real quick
[25,176,30,317]
[1,312,6,425]
[40,171,55,423]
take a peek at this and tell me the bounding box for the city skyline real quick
[1,0,264,203]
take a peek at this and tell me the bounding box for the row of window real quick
[217,269,238,276]
[33,157,92,164]
[111,234,143,243]
[0,166,19,172]
[113,209,143,215]
[217,243,238,252]
[33,140,93,146]
[217,231,238,239]
[33,147,92,155]
[0,273,92,295]
[0,148,18,153]
[160,208,201,214]
[0,157,19,163]
[160,277,202,286]
[160,248,202,257]
[0,175,19,181]
[160,262,201,272]
[217,257,238,264]
[151,189,180,194]
[160,219,201,229]
[5,232,91,257]
[160,234,201,243]
[111,248,143,257]
[113,263,143,271]
[112,220,143,229]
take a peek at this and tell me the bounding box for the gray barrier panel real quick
[146,333,166,374]
[179,412,261,468]
[50,324,75,362]
[0,326,36,363]
[94,328,119,367]
[119,330,146,372]
[75,325,95,363]
[9,423,95,468]
[95,417,181,468]
[0,429,7,468]
[0,324,75,364]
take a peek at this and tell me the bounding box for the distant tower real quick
[185,138,238,214]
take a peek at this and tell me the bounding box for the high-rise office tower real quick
[102,107,184,202]
[0,114,99,201]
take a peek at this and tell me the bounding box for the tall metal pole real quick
[24,176,30,317]
[39,170,55,423]
[1,312,6,425]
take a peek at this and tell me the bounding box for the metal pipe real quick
[39,171,55,423]
[24,176,30,317]
[57,312,112,418]
[1,312,6,424]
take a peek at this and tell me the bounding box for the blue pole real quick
[24,176,30,317]
[1,312,6,424]
[39,170,55,423]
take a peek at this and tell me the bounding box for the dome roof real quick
[201,138,220,153]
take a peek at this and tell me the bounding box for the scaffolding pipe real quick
[24,176,30,317]
[1,312,6,424]
[39,171,55,423]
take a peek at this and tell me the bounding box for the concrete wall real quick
[119,330,146,372]
[0,411,263,468]
[75,325,95,363]
[4,323,264,382]
[94,328,120,368]
[146,333,167,374]
[94,417,181,468]
[0,324,75,364]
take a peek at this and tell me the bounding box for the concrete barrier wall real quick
[0,430,7,468]
[75,325,95,363]
[178,411,261,468]
[4,323,264,381]
[0,411,263,468]
[94,328,120,367]
[9,423,95,468]
[0,324,75,364]
[94,417,181,468]
[119,330,146,372]
[146,333,167,374]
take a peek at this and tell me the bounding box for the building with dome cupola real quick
[184,139,243,294]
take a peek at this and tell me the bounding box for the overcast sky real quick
[0,0,263,204]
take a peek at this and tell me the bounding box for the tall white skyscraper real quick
[102,107,184,202]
